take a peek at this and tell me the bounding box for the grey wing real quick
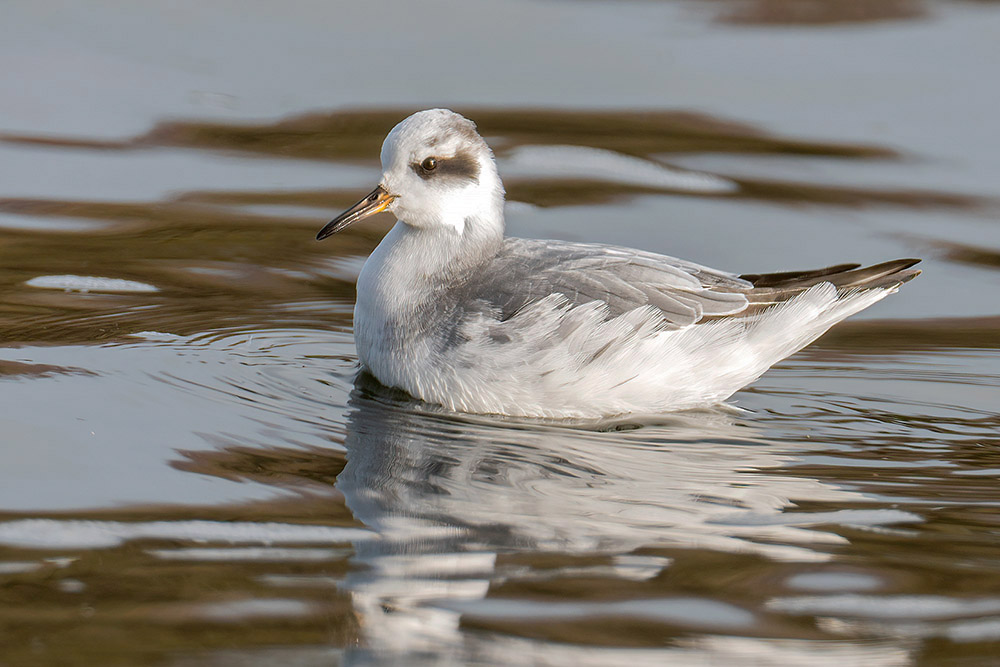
[473,238,752,328]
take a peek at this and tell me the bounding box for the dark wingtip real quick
[740,257,924,293]
[851,258,922,286]
[894,268,922,285]
[740,262,862,288]
[895,258,922,270]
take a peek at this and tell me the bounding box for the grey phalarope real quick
[317,109,919,419]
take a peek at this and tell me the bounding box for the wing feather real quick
[456,238,920,333]
[463,238,750,327]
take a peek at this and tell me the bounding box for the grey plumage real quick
[447,238,749,328]
[442,238,920,331]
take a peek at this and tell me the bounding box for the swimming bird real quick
[317,109,919,419]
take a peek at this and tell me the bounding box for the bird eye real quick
[421,157,437,172]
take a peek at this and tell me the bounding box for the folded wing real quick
[468,238,920,330]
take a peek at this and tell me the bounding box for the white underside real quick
[358,281,894,420]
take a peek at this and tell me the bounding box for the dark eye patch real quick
[411,149,480,184]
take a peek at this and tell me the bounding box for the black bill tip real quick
[317,185,394,240]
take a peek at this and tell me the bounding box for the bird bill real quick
[317,185,395,240]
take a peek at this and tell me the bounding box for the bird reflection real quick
[334,374,871,660]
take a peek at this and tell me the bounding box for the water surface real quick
[2,1,999,664]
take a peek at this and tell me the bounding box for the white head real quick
[317,109,505,240]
